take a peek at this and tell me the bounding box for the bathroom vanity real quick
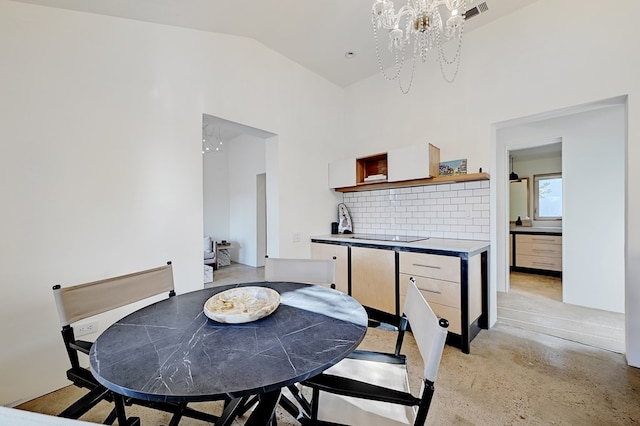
[510,227,562,277]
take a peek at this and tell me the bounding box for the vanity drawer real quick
[399,273,460,309]
[399,252,460,282]
[516,254,562,271]
[428,302,462,335]
[516,241,562,257]
[516,234,561,245]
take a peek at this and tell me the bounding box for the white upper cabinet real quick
[387,143,440,182]
[328,158,356,189]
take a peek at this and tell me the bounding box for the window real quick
[534,173,562,220]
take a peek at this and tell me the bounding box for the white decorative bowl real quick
[204,286,280,324]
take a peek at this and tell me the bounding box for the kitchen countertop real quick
[311,234,489,256]
[510,226,562,234]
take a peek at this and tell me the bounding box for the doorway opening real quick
[494,98,627,354]
[202,114,276,282]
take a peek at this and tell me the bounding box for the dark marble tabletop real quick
[89,282,368,403]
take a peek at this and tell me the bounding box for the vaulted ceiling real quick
[13,0,540,87]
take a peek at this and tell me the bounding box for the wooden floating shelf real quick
[334,172,490,193]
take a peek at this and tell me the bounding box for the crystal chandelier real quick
[202,125,223,154]
[371,0,472,93]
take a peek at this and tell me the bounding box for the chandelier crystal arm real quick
[370,0,472,92]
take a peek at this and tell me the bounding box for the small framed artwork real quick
[439,159,467,176]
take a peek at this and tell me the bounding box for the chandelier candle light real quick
[371,0,472,93]
[202,125,224,154]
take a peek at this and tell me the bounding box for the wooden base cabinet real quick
[512,232,562,276]
[350,246,396,315]
[399,251,483,353]
[310,243,349,294]
[310,238,489,354]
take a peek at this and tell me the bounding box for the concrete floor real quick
[17,264,640,425]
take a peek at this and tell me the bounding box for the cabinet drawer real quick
[399,273,460,309]
[399,252,460,282]
[515,234,561,245]
[428,302,461,335]
[516,241,562,258]
[516,254,562,271]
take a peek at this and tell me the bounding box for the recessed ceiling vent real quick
[465,2,489,21]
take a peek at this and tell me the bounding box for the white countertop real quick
[311,234,489,255]
[510,226,562,234]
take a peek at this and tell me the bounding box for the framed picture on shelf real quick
[439,159,467,176]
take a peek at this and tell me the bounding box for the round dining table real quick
[89,281,368,425]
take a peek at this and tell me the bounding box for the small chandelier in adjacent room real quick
[371,0,475,93]
[202,125,224,154]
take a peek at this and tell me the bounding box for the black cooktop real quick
[349,234,427,243]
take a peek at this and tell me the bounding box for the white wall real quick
[2,0,639,408]
[228,134,266,267]
[498,106,625,313]
[342,0,640,365]
[0,0,345,405]
[203,148,230,242]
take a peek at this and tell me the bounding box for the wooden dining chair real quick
[52,261,218,426]
[299,279,449,426]
[264,256,336,289]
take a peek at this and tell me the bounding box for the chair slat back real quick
[265,257,336,288]
[403,280,448,382]
[53,264,174,327]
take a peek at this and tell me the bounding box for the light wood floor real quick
[499,272,625,353]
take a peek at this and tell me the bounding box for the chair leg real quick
[167,402,187,426]
[102,407,117,425]
[58,386,111,419]
[414,381,436,426]
[236,394,259,416]
[311,388,320,421]
[112,392,140,426]
[286,384,312,418]
[278,393,303,420]
[215,397,246,426]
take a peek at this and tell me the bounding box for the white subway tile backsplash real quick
[465,196,482,204]
[343,181,490,241]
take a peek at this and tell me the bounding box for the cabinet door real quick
[387,143,439,182]
[351,246,396,314]
[328,158,356,189]
[310,243,348,294]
